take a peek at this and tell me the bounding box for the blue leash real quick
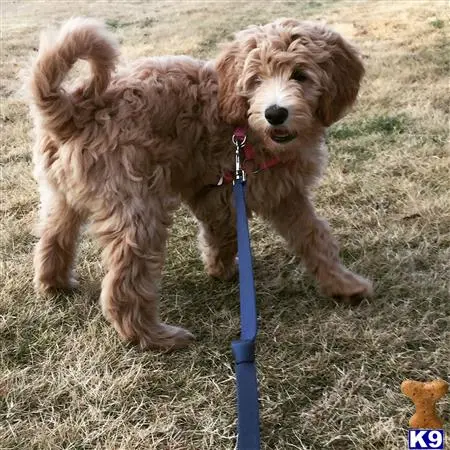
[231,132,260,450]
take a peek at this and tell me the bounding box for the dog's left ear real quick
[314,26,365,127]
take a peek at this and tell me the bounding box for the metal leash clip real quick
[232,132,247,183]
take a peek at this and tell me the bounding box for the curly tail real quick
[29,17,119,139]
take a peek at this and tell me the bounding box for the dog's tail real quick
[29,17,119,139]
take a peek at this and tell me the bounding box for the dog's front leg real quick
[256,189,373,304]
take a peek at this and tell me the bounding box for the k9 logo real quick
[408,430,445,449]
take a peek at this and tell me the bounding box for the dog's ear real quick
[314,26,365,127]
[215,32,258,125]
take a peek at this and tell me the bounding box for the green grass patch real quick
[430,18,445,29]
[328,114,409,141]
[105,18,137,30]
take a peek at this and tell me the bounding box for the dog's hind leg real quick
[187,188,237,281]
[34,183,82,294]
[93,196,194,351]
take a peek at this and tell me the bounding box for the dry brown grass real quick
[1,1,449,449]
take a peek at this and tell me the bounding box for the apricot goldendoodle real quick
[29,17,372,350]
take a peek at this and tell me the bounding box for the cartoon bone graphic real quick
[401,379,448,428]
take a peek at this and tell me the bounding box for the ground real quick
[1,1,449,449]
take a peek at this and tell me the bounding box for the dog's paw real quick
[205,261,237,281]
[137,323,195,352]
[322,270,373,305]
[34,271,79,295]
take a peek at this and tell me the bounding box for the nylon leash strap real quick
[231,130,260,450]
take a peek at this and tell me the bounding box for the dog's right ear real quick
[215,38,251,125]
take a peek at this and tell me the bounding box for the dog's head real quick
[216,19,364,150]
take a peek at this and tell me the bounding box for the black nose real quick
[265,105,288,125]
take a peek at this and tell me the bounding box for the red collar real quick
[217,128,282,185]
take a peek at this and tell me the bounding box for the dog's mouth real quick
[269,128,296,144]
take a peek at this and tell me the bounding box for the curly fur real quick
[29,17,372,350]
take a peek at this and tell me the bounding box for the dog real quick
[29,17,372,350]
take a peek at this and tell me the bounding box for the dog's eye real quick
[291,69,308,83]
[253,75,262,87]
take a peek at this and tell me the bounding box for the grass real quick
[1,0,449,449]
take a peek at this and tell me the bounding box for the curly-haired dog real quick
[29,17,372,350]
